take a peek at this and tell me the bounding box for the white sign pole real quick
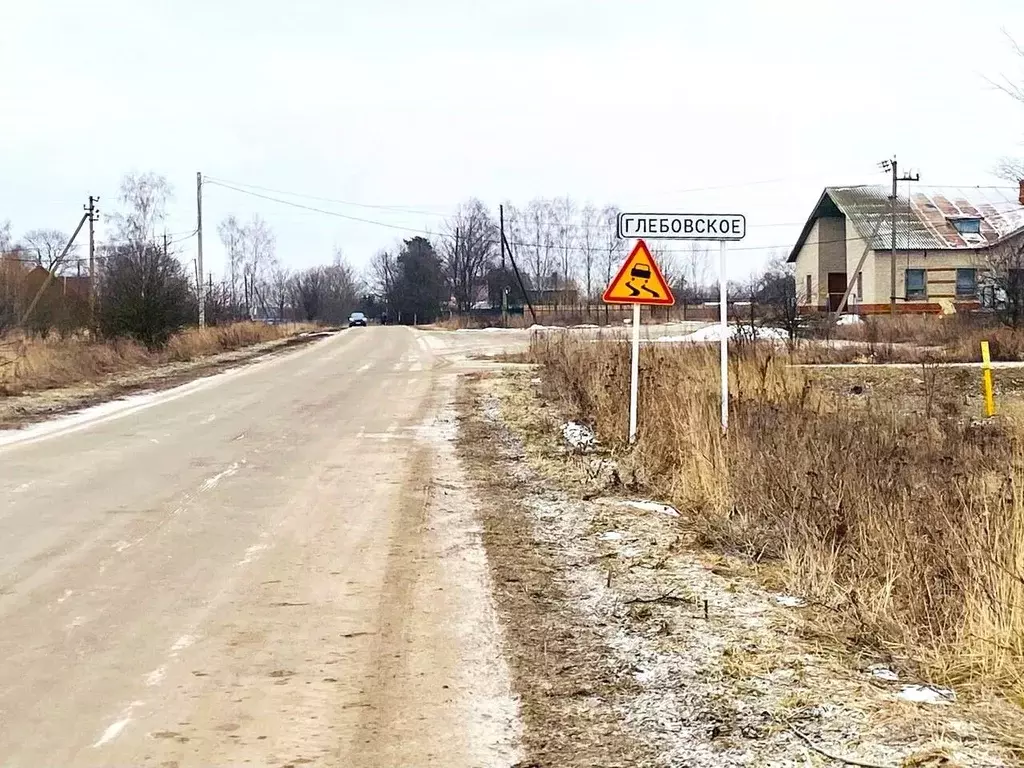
[719,241,729,432]
[629,302,641,443]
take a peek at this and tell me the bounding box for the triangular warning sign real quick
[602,239,675,306]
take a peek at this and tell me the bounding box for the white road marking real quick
[92,717,131,747]
[171,634,195,652]
[200,462,239,492]
[91,701,144,748]
[357,362,373,374]
[237,542,268,567]
[144,665,166,687]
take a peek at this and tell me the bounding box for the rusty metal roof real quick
[788,185,1024,262]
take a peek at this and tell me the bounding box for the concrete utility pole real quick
[879,157,920,317]
[85,195,99,328]
[196,172,206,328]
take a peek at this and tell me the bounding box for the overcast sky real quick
[2,0,1023,281]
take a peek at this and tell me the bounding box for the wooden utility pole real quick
[86,195,99,328]
[499,203,537,325]
[196,172,206,328]
[880,157,920,317]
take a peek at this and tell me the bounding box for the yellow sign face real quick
[602,239,675,305]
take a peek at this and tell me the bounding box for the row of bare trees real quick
[366,197,720,318]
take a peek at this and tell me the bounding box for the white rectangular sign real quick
[617,212,746,241]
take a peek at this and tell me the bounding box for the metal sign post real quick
[602,239,675,443]
[629,303,641,441]
[615,213,746,434]
[718,241,729,431]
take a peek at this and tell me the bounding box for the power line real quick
[203,176,455,218]
[201,176,1024,258]
[205,180,445,235]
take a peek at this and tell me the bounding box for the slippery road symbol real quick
[625,263,661,299]
[602,239,675,306]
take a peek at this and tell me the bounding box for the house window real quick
[955,268,977,298]
[951,218,981,235]
[905,269,926,300]
[805,275,812,302]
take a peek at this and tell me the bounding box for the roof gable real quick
[788,185,1024,262]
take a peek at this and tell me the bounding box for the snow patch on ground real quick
[898,685,956,704]
[621,500,680,517]
[562,421,596,451]
[657,325,790,343]
[774,595,807,608]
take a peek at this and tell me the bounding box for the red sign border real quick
[602,238,676,306]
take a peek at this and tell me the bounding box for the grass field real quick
[0,322,314,396]
[529,332,1024,706]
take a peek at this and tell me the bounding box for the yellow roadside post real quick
[981,341,996,418]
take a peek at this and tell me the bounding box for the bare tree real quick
[552,196,578,296]
[601,205,625,290]
[371,248,397,308]
[523,199,554,291]
[755,255,803,341]
[0,220,11,253]
[293,267,326,322]
[994,34,1024,182]
[579,203,600,303]
[683,242,712,303]
[239,215,276,316]
[983,238,1024,327]
[109,172,172,251]
[268,265,293,321]
[218,215,245,312]
[322,254,361,323]
[443,199,498,312]
[20,229,75,274]
[648,243,681,290]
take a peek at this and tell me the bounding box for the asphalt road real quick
[0,327,527,768]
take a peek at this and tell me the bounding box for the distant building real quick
[788,183,1024,313]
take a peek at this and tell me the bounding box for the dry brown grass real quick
[0,322,314,395]
[814,315,1024,363]
[530,334,1024,703]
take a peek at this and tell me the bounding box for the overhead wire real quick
[203,176,454,218]
[205,178,875,256]
[204,176,1024,258]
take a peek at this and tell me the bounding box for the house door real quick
[827,273,847,312]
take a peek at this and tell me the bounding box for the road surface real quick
[0,327,526,768]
